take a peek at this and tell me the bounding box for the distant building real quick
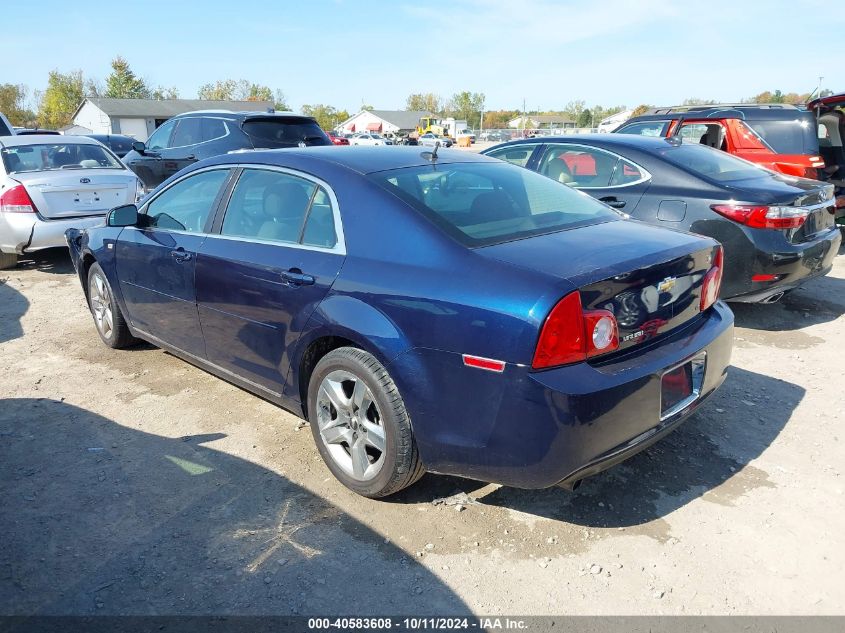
[71,98,274,141]
[337,110,433,134]
[58,123,93,135]
[508,114,575,129]
[597,109,633,133]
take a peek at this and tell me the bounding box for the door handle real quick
[280,268,315,286]
[186,154,196,160]
[170,248,192,262]
[600,197,626,209]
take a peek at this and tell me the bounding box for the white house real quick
[71,98,273,141]
[337,110,433,135]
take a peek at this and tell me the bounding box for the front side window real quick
[616,120,670,137]
[485,145,536,168]
[371,162,618,247]
[144,169,229,232]
[146,119,177,150]
[538,145,621,188]
[1,143,123,173]
[170,118,203,147]
[221,169,336,248]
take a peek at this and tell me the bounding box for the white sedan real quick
[350,133,393,146]
[0,135,142,269]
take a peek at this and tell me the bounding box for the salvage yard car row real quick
[0,95,842,499]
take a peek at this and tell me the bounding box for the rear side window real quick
[220,169,337,248]
[745,118,819,155]
[144,169,229,232]
[538,145,621,188]
[485,145,535,167]
[242,118,331,147]
[615,120,670,137]
[202,118,228,142]
[371,162,618,247]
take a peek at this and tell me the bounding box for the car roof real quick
[171,110,315,122]
[200,145,494,175]
[490,134,684,152]
[626,106,814,122]
[0,134,105,148]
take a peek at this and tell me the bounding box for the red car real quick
[615,104,825,180]
[326,131,349,146]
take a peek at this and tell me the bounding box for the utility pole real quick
[817,76,824,98]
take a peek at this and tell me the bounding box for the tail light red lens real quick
[532,292,620,370]
[0,184,37,214]
[710,204,808,230]
[700,246,724,312]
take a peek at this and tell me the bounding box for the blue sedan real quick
[66,147,733,497]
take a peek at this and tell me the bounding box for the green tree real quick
[152,86,180,100]
[198,79,237,100]
[104,56,150,99]
[447,91,485,128]
[563,99,586,123]
[38,70,84,129]
[361,104,374,111]
[300,104,350,130]
[681,97,716,106]
[0,83,31,126]
[197,79,287,109]
[405,93,442,113]
[630,104,652,117]
[577,108,593,128]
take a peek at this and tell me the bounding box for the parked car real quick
[123,111,331,191]
[326,130,349,146]
[418,132,453,148]
[0,135,142,269]
[614,104,825,180]
[350,133,392,146]
[809,92,845,223]
[66,147,732,497]
[483,135,841,303]
[85,134,137,158]
[13,128,60,135]
[0,113,13,136]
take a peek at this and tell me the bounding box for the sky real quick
[3,0,843,114]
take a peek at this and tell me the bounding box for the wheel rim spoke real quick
[350,437,370,479]
[352,379,371,414]
[322,425,351,445]
[321,378,350,414]
[363,421,385,452]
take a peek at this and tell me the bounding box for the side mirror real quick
[132,141,146,154]
[107,204,138,227]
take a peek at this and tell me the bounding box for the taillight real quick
[700,246,724,312]
[532,292,619,370]
[0,184,37,213]
[710,204,809,230]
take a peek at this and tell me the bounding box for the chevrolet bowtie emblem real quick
[657,277,677,293]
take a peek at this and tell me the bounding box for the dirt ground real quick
[1,246,844,617]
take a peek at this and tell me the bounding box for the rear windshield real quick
[656,143,767,183]
[242,118,331,147]
[745,117,819,155]
[1,143,123,173]
[370,162,619,247]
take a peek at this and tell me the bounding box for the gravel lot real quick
[1,245,844,616]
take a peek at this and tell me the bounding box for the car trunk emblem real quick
[80,177,91,184]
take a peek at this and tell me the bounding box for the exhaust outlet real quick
[761,292,785,304]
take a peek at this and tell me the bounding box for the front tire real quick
[307,347,424,498]
[87,262,136,349]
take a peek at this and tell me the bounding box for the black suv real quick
[124,111,331,190]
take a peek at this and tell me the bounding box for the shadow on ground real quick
[0,277,29,344]
[15,248,74,275]
[397,366,802,530]
[731,272,845,332]
[0,399,469,616]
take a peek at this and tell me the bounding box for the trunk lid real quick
[15,170,136,219]
[478,220,719,352]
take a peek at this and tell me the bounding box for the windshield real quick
[1,143,123,173]
[656,142,769,183]
[745,117,819,155]
[370,162,619,247]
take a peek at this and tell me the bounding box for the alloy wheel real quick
[316,370,386,482]
[89,273,114,340]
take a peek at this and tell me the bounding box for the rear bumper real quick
[0,213,105,254]
[722,226,841,302]
[390,301,734,489]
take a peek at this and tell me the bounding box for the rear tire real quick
[87,262,136,349]
[307,347,424,498]
[0,252,18,270]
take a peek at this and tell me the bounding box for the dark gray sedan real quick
[483,135,841,303]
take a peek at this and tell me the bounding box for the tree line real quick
[0,57,833,132]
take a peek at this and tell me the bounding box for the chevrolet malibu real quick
[66,147,733,498]
[1,135,142,269]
